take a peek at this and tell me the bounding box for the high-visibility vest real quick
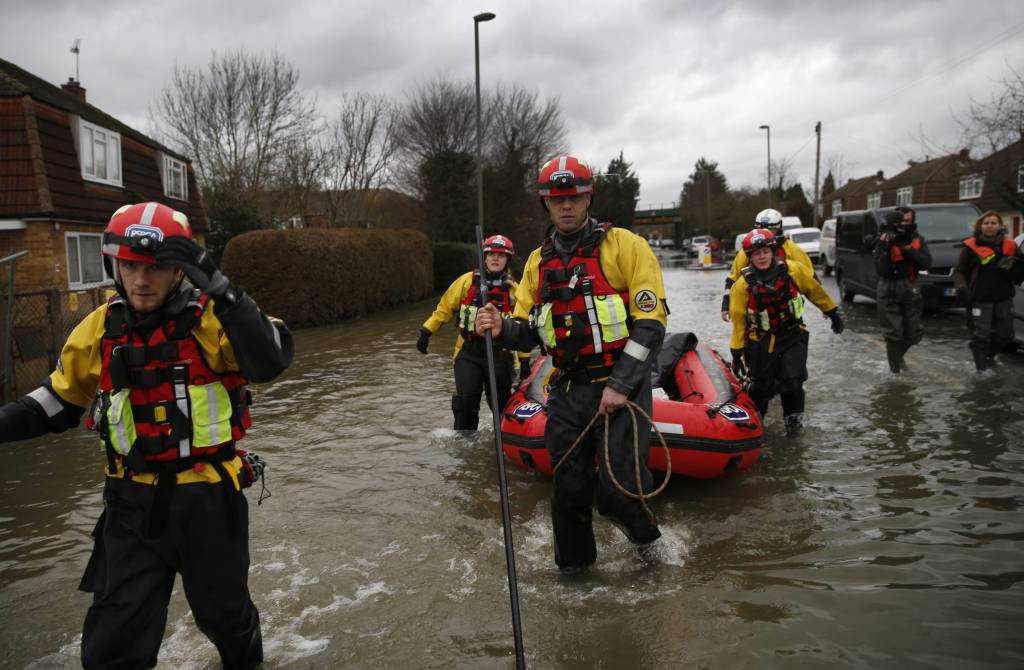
[458,270,512,341]
[743,261,806,335]
[963,236,1017,265]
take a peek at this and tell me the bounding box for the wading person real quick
[475,155,668,573]
[0,202,293,670]
[721,208,815,321]
[953,210,1024,371]
[417,234,528,431]
[875,206,931,374]
[728,228,843,437]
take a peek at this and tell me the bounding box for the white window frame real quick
[867,191,881,209]
[74,118,123,187]
[958,173,983,199]
[1016,164,1023,193]
[161,154,188,200]
[896,187,913,206]
[831,200,842,216]
[65,232,113,289]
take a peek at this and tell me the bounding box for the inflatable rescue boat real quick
[500,332,763,479]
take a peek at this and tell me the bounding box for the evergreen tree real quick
[590,151,641,230]
[678,157,731,239]
[419,150,476,243]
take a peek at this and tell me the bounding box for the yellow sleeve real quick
[728,279,749,349]
[422,271,473,334]
[511,249,542,320]
[192,303,238,374]
[727,250,747,283]
[790,262,837,313]
[784,240,814,274]
[602,228,668,327]
[48,305,106,408]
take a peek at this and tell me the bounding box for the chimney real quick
[876,170,884,181]
[907,159,917,167]
[957,147,970,162]
[61,78,86,103]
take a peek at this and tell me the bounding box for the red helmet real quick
[538,156,594,197]
[483,234,514,256]
[102,202,193,279]
[742,228,777,254]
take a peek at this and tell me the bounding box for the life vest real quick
[89,291,252,471]
[458,270,513,341]
[742,261,806,336]
[888,237,923,280]
[534,222,631,372]
[963,236,1017,265]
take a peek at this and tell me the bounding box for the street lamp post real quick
[473,12,527,670]
[759,124,771,209]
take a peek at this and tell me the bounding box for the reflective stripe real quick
[105,389,137,455]
[623,339,650,362]
[28,387,64,418]
[653,421,684,435]
[459,304,478,333]
[582,294,603,353]
[174,371,190,458]
[791,294,806,319]
[594,294,628,343]
[537,304,556,349]
[187,382,233,448]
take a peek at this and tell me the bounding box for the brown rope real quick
[552,400,671,520]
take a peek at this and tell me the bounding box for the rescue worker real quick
[875,206,931,374]
[952,210,1024,371]
[417,235,529,431]
[728,228,843,437]
[721,208,815,321]
[0,202,293,670]
[475,155,668,573]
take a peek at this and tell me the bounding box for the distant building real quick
[954,140,1024,236]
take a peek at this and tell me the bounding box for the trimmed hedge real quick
[221,228,433,328]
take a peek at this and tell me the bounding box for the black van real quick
[834,203,980,312]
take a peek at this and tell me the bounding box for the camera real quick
[880,210,903,232]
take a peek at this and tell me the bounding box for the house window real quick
[65,232,111,288]
[162,155,188,200]
[896,187,913,205]
[958,173,983,199]
[831,200,841,216]
[1017,164,1023,193]
[867,192,881,208]
[76,119,122,187]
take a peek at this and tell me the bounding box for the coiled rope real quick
[552,400,672,520]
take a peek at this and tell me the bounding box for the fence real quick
[0,275,110,402]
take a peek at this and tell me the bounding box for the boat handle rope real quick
[552,400,672,521]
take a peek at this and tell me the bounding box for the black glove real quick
[827,309,844,334]
[519,359,532,382]
[996,255,1017,272]
[155,237,239,304]
[239,451,266,488]
[416,328,430,355]
[720,293,730,314]
[730,348,746,379]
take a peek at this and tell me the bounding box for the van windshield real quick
[915,206,977,242]
[790,231,820,243]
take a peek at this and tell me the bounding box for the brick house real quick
[872,149,971,210]
[827,172,886,217]
[953,139,1024,236]
[0,57,207,294]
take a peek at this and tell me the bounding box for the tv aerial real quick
[70,39,81,82]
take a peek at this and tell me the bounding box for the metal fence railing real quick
[1,270,110,403]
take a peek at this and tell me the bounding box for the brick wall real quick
[0,219,110,293]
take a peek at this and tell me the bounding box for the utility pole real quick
[705,174,711,236]
[813,121,822,228]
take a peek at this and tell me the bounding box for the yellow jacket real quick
[512,226,669,327]
[728,260,836,349]
[727,238,814,284]
[422,270,528,362]
[50,300,247,486]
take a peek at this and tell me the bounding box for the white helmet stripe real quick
[558,156,567,171]
[139,202,159,227]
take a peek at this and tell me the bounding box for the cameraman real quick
[874,206,931,373]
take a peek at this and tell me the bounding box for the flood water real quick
[2,264,1023,669]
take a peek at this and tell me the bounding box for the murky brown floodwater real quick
[2,263,1023,669]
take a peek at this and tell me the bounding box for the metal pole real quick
[2,251,28,403]
[473,12,525,670]
[813,121,822,228]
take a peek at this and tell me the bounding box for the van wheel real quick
[836,272,855,302]
[823,260,833,277]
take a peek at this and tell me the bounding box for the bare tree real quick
[956,63,1024,154]
[156,50,319,194]
[826,153,849,188]
[323,93,401,227]
[767,156,798,192]
[489,84,565,179]
[398,77,479,165]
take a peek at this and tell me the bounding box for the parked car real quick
[834,203,980,312]
[786,227,821,265]
[1013,232,1024,346]
[820,218,837,275]
[689,234,710,259]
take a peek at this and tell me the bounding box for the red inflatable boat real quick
[500,332,763,479]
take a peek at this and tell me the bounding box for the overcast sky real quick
[3,0,1022,211]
